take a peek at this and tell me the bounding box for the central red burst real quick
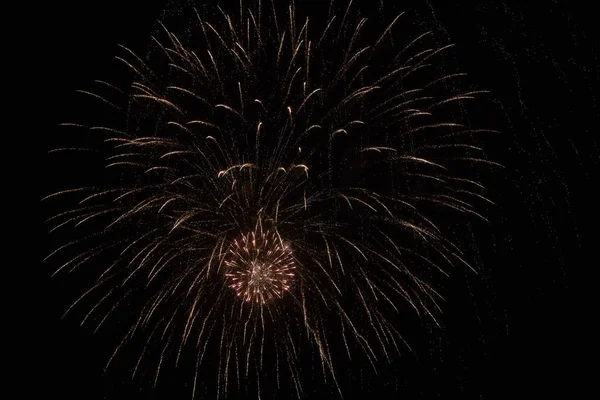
[224,230,296,303]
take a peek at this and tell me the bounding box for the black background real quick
[32,0,596,399]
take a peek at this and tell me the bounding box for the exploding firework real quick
[225,229,296,303]
[45,0,497,397]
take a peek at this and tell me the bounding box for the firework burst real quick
[46,0,497,397]
[225,228,296,303]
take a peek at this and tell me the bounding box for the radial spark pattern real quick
[225,229,296,303]
[46,0,496,398]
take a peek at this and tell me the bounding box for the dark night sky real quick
[32,0,596,399]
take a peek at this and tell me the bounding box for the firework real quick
[225,229,296,303]
[46,0,497,397]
